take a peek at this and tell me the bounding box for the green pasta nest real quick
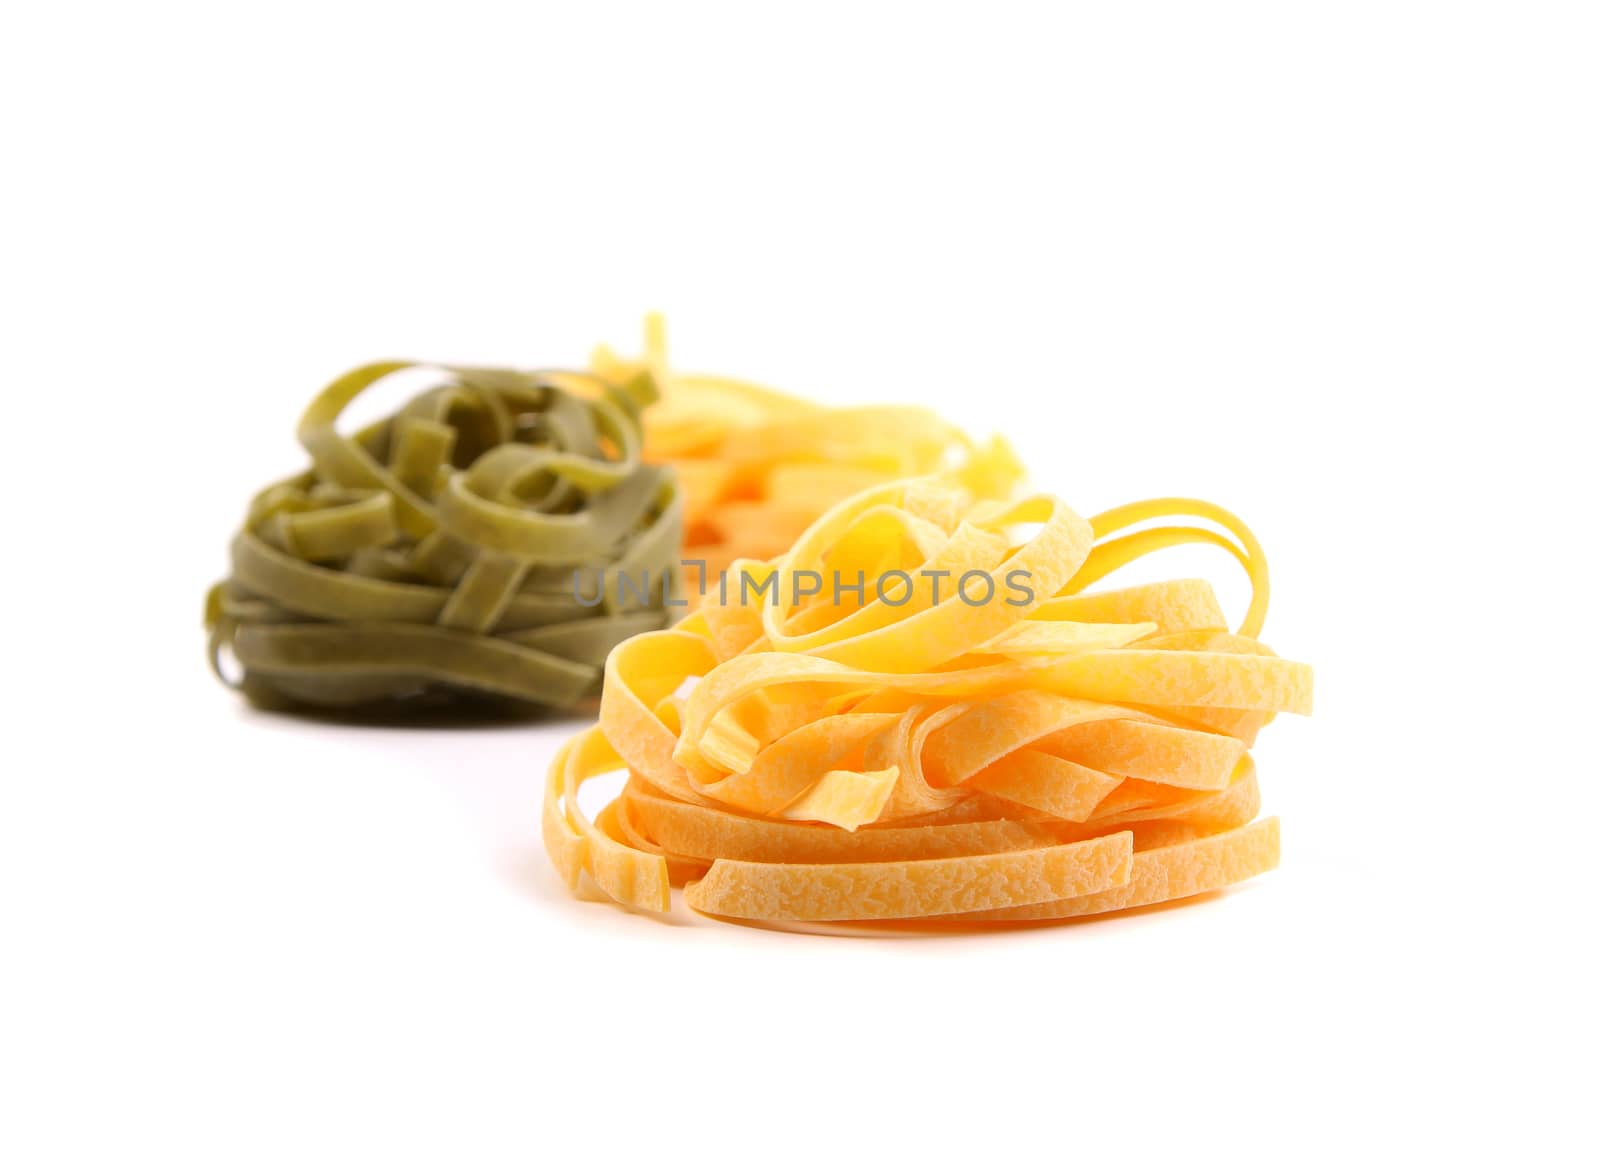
[205,361,682,712]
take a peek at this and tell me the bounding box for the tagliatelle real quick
[207,361,683,711]
[543,471,1310,928]
[584,316,1023,602]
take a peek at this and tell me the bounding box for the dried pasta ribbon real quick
[207,362,683,711]
[543,470,1309,927]
[584,316,1023,602]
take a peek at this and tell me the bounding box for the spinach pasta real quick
[206,361,682,711]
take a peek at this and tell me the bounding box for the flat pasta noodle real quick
[543,470,1311,928]
[583,315,1024,604]
[206,361,684,711]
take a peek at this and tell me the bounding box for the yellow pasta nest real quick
[587,316,1021,599]
[543,469,1311,927]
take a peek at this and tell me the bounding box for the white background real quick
[3,3,1596,1163]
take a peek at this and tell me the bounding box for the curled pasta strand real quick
[1081,497,1271,638]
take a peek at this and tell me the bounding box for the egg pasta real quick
[543,473,1309,926]
[586,316,1021,600]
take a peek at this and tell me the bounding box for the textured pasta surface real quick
[543,471,1309,928]
[207,362,682,711]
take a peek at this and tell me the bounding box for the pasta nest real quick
[544,469,1311,927]
[588,315,1022,598]
[207,361,682,711]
